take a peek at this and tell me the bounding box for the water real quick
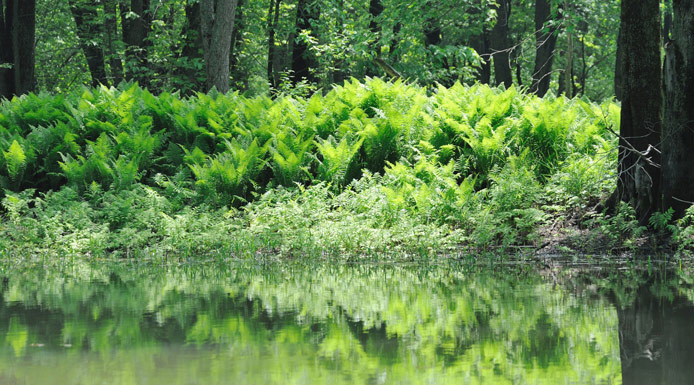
[0,259,692,385]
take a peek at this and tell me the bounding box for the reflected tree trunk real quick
[616,286,694,384]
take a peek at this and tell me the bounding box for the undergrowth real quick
[0,78,664,259]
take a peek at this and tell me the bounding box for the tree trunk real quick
[365,0,384,77]
[120,0,151,88]
[0,0,36,98]
[175,0,203,93]
[267,0,280,89]
[489,0,512,87]
[614,25,624,101]
[68,0,108,87]
[0,0,14,97]
[330,0,347,85]
[470,31,491,85]
[103,0,124,85]
[661,0,694,217]
[200,0,237,93]
[291,0,319,85]
[530,0,559,97]
[229,0,244,88]
[616,0,662,224]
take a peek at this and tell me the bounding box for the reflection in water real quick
[2,260,681,385]
[615,279,694,385]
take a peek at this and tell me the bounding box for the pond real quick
[0,259,692,385]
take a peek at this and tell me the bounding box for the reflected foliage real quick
[0,260,621,384]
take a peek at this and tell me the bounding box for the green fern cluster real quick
[0,79,617,216]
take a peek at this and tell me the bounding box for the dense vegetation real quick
[4,78,689,259]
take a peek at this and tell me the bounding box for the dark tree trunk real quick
[530,0,559,97]
[0,0,15,97]
[615,0,662,224]
[291,0,319,85]
[368,0,383,37]
[176,1,203,93]
[330,0,347,85]
[470,31,491,84]
[200,0,238,93]
[68,0,108,87]
[267,0,281,89]
[365,0,384,77]
[614,25,624,101]
[424,22,441,47]
[103,0,124,85]
[0,0,36,98]
[120,0,151,88]
[661,0,694,217]
[489,0,512,87]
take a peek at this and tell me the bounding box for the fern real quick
[315,135,364,187]
[3,140,26,183]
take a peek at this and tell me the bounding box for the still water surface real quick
[0,260,692,385]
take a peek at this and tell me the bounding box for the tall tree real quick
[468,1,491,85]
[0,0,36,98]
[120,0,151,88]
[615,0,662,224]
[103,0,124,85]
[200,0,238,93]
[68,0,108,87]
[661,0,694,216]
[176,0,204,93]
[291,0,319,85]
[489,0,512,87]
[529,0,559,97]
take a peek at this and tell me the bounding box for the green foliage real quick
[0,79,629,255]
[3,140,26,184]
[589,202,647,251]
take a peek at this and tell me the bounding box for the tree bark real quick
[120,0,151,88]
[468,2,491,85]
[200,0,237,93]
[614,25,624,101]
[0,0,14,97]
[615,0,662,224]
[530,0,559,97]
[103,0,124,85]
[489,0,512,87]
[0,0,36,98]
[175,0,204,93]
[661,0,694,217]
[291,0,319,85]
[68,0,108,87]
